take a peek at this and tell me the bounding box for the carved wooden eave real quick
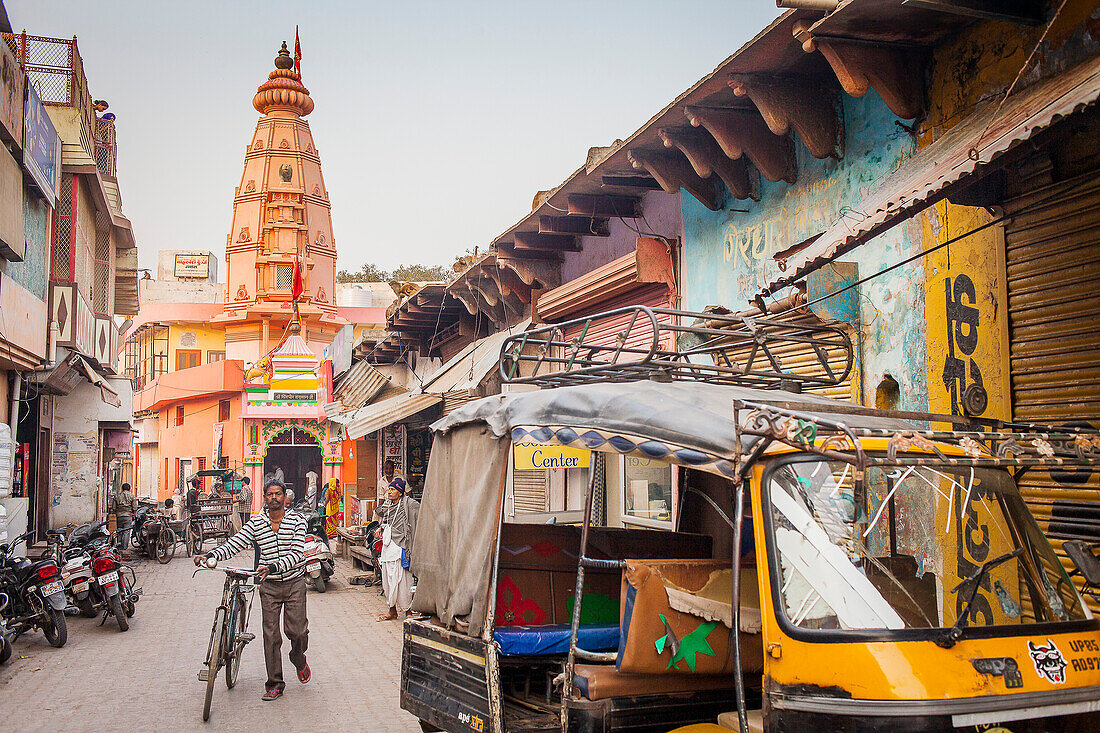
[539,215,610,237]
[600,174,662,190]
[683,105,797,184]
[628,149,721,211]
[495,251,562,290]
[728,73,843,160]
[792,21,927,120]
[658,127,759,201]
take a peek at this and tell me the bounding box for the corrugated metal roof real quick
[766,53,1100,296]
[421,319,531,395]
[345,392,441,441]
[331,359,391,410]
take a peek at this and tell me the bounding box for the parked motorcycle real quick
[0,531,67,648]
[129,498,159,557]
[0,592,13,664]
[86,537,140,632]
[138,510,177,564]
[293,502,334,593]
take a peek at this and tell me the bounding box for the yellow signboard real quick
[513,441,590,471]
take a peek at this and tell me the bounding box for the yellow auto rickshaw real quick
[401,307,1100,732]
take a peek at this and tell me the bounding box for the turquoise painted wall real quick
[0,190,50,299]
[680,92,929,409]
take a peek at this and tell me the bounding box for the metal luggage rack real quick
[499,306,853,389]
[729,398,1100,483]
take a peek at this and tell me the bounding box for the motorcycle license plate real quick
[74,581,90,593]
[41,580,64,596]
[98,571,118,584]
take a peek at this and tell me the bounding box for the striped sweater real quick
[207,510,307,581]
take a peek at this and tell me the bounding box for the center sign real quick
[513,441,591,470]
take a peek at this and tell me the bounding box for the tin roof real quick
[764,52,1100,296]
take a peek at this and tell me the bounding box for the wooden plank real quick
[566,193,641,218]
[538,215,610,237]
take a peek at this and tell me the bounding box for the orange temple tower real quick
[218,41,345,494]
[218,41,342,363]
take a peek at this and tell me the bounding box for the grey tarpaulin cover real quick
[432,381,905,456]
[415,381,907,636]
[410,424,509,637]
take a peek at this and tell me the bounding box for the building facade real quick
[2,28,141,539]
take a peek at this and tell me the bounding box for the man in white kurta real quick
[374,478,418,621]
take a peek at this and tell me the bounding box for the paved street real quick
[0,553,420,732]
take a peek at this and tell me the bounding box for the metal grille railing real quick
[94,208,110,260]
[51,173,74,280]
[94,117,116,177]
[93,260,109,313]
[4,32,95,155]
[275,264,293,290]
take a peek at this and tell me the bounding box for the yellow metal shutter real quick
[1005,171,1100,608]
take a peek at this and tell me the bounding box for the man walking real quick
[114,482,138,552]
[236,476,252,528]
[373,477,419,621]
[195,480,311,701]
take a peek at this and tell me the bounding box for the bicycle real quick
[194,559,258,722]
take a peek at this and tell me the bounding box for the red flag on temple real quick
[294,26,302,75]
[291,253,304,300]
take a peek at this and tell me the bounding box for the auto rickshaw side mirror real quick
[1064,540,1100,586]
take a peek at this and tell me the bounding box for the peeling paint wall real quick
[681,91,927,407]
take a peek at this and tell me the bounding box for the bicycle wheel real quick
[156,528,176,564]
[203,607,225,722]
[224,593,246,689]
[189,523,204,557]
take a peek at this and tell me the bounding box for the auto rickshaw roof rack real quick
[730,398,1100,482]
[499,305,853,389]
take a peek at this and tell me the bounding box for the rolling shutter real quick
[1005,168,1100,607]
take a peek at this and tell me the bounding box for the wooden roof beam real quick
[539,215,610,237]
[683,105,796,184]
[600,174,662,190]
[513,231,582,251]
[566,194,641,219]
[628,149,721,211]
[658,127,758,201]
[728,74,843,160]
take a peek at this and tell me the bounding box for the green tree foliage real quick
[336,249,478,284]
[335,262,389,283]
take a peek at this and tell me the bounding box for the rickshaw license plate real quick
[98,571,118,584]
[41,581,63,596]
[74,581,89,593]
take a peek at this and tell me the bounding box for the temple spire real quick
[252,41,314,117]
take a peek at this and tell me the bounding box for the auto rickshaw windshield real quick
[765,457,1088,634]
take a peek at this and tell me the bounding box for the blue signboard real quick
[23,82,60,206]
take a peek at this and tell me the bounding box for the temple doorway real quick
[263,427,322,501]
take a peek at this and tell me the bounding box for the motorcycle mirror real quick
[205,557,218,569]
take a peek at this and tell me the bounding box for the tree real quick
[389,263,452,282]
[336,262,389,283]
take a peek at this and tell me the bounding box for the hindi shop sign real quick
[174,253,210,279]
[22,82,60,206]
[513,441,591,471]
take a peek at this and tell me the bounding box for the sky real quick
[7,1,782,276]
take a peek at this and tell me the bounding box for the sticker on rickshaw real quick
[1027,639,1068,684]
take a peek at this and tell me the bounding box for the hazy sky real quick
[8,1,782,275]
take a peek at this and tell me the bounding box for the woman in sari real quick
[324,477,342,539]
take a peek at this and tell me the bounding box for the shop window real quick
[176,349,200,370]
[175,406,184,427]
[208,350,226,363]
[620,455,676,528]
[219,399,230,422]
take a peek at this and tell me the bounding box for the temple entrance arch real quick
[263,427,322,501]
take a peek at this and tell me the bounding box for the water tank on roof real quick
[336,283,373,307]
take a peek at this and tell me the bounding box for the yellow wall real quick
[166,322,226,372]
